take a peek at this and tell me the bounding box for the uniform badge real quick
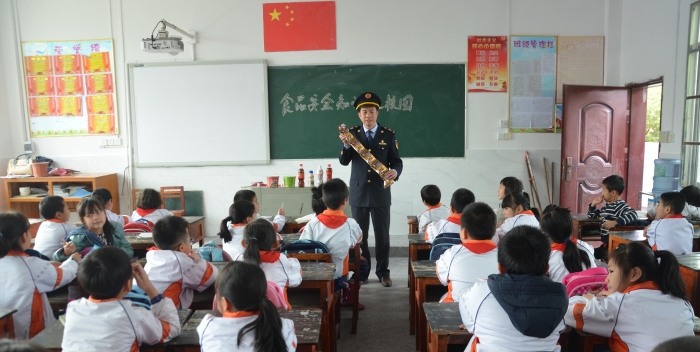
[395,140,399,149]
[365,93,372,98]
[379,140,387,146]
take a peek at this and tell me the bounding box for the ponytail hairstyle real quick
[217,201,256,243]
[540,206,591,273]
[609,242,687,300]
[0,211,30,258]
[77,197,115,245]
[242,219,278,265]
[311,187,326,215]
[216,261,287,352]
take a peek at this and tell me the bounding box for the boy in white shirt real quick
[645,192,695,254]
[33,196,76,258]
[414,184,450,236]
[425,188,474,242]
[93,188,131,226]
[436,202,498,302]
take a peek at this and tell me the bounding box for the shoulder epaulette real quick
[386,127,395,133]
[350,125,359,131]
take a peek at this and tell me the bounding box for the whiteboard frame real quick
[126,60,270,167]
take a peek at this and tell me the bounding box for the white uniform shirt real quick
[0,252,78,339]
[140,250,218,309]
[197,312,297,352]
[425,215,462,243]
[131,208,173,226]
[460,280,565,352]
[33,220,76,258]
[647,202,700,220]
[300,210,362,278]
[495,212,540,243]
[62,297,180,352]
[566,282,695,352]
[646,216,694,255]
[259,213,287,234]
[234,251,302,307]
[106,210,131,227]
[222,224,246,259]
[548,240,597,283]
[418,203,451,235]
[436,241,498,302]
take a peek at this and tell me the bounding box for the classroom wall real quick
[0,4,14,212]
[0,0,682,240]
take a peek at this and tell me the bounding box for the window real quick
[682,1,700,186]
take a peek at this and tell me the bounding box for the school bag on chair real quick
[562,267,609,297]
[123,221,153,234]
[429,233,462,260]
[280,239,330,255]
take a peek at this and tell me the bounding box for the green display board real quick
[268,64,465,159]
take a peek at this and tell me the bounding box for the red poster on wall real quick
[467,36,508,93]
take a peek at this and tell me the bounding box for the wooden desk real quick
[29,310,193,351]
[126,216,205,250]
[283,222,305,234]
[408,218,419,234]
[677,253,700,314]
[408,234,431,334]
[290,262,336,352]
[608,230,647,253]
[412,260,445,352]
[571,214,600,240]
[283,233,301,244]
[0,309,17,339]
[168,309,321,352]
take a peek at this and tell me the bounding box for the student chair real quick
[280,240,333,263]
[131,189,141,212]
[429,233,462,260]
[339,244,362,334]
[160,186,186,216]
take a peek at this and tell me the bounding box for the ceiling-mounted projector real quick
[141,20,197,57]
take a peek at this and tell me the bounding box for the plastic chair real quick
[160,186,186,216]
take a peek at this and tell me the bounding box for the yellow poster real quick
[24,56,52,76]
[87,94,114,115]
[54,54,82,75]
[88,115,115,134]
[58,96,82,116]
[86,52,110,73]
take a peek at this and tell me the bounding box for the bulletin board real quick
[21,39,118,137]
[508,36,557,133]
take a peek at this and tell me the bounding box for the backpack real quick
[562,267,609,297]
[429,233,461,260]
[198,241,231,262]
[280,240,330,255]
[123,221,153,234]
[211,281,288,310]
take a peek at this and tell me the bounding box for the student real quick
[436,202,498,302]
[565,242,695,351]
[142,216,218,309]
[92,188,131,226]
[62,247,180,351]
[235,219,301,308]
[53,197,133,261]
[425,188,475,243]
[588,175,638,257]
[497,176,525,223]
[218,200,257,259]
[645,192,695,255]
[495,192,540,243]
[416,184,450,235]
[197,261,297,352]
[311,186,326,216]
[0,211,80,339]
[234,190,285,235]
[459,226,568,351]
[33,196,76,258]
[541,205,596,282]
[131,188,173,226]
[647,185,700,220]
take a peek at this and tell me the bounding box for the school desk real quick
[0,309,17,339]
[165,309,322,352]
[283,233,301,243]
[408,216,419,234]
[571,214,600,239]
[125,216,205,250]
[29,309,193,351]
[607,230,648,254]
[411,260,446,352]
[407,234,431,332]
[676,253,700,314]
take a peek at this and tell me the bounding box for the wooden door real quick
[560,85,630,213]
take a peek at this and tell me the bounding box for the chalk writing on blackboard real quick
[279,93,414,116]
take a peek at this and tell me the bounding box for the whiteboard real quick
[128,60,269,167]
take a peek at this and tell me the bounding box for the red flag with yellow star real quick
[263,1,336,52]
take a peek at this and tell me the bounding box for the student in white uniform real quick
[425,188,475,243]
[495,192,540,243]
[218,200,257,259]
[645,192,694,255]
[541,205,596,282]
[131,188,173,226]
[234,190,286,236]
[565,242,695,352]
[197,261,297,352]
[143,216,218,309]
[92,188,131,226]
[416,184,450,235]
[459,226,568,352]
[62,247,180,351]
[647,185,700,220]
[436,202,498,302]
[235,219,301,308]
[33,196,76,258]
[0,211,81,339]
[496,176,525,224]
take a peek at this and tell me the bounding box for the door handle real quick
[562,157,572,182]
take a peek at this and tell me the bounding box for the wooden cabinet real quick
[4,173,119,218]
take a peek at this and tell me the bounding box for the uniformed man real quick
[338,92,403,287]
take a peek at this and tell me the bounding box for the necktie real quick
[367,130,374,144]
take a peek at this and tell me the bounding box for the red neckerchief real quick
[5,250,28,257]
[259,250,281,263]
[462,240,497,254]
[520,210,535,216]
[317,209,348,229]
[622,281,659,293]
[222,311,259,318]
[147,246,160,251]
[426,203,443,211]
[135,208,158,217]
[551,237,578,252]
[446,214,461,225]
[667,214,684,219]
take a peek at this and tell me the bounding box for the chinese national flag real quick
[263,1,336,52]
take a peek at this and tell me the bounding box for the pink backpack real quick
[212,281,289,310]
[562,267,609,297]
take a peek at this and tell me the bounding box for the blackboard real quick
[268,64,465,159]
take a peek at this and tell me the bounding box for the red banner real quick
[263,1,336,52]
[468,36,508,93]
